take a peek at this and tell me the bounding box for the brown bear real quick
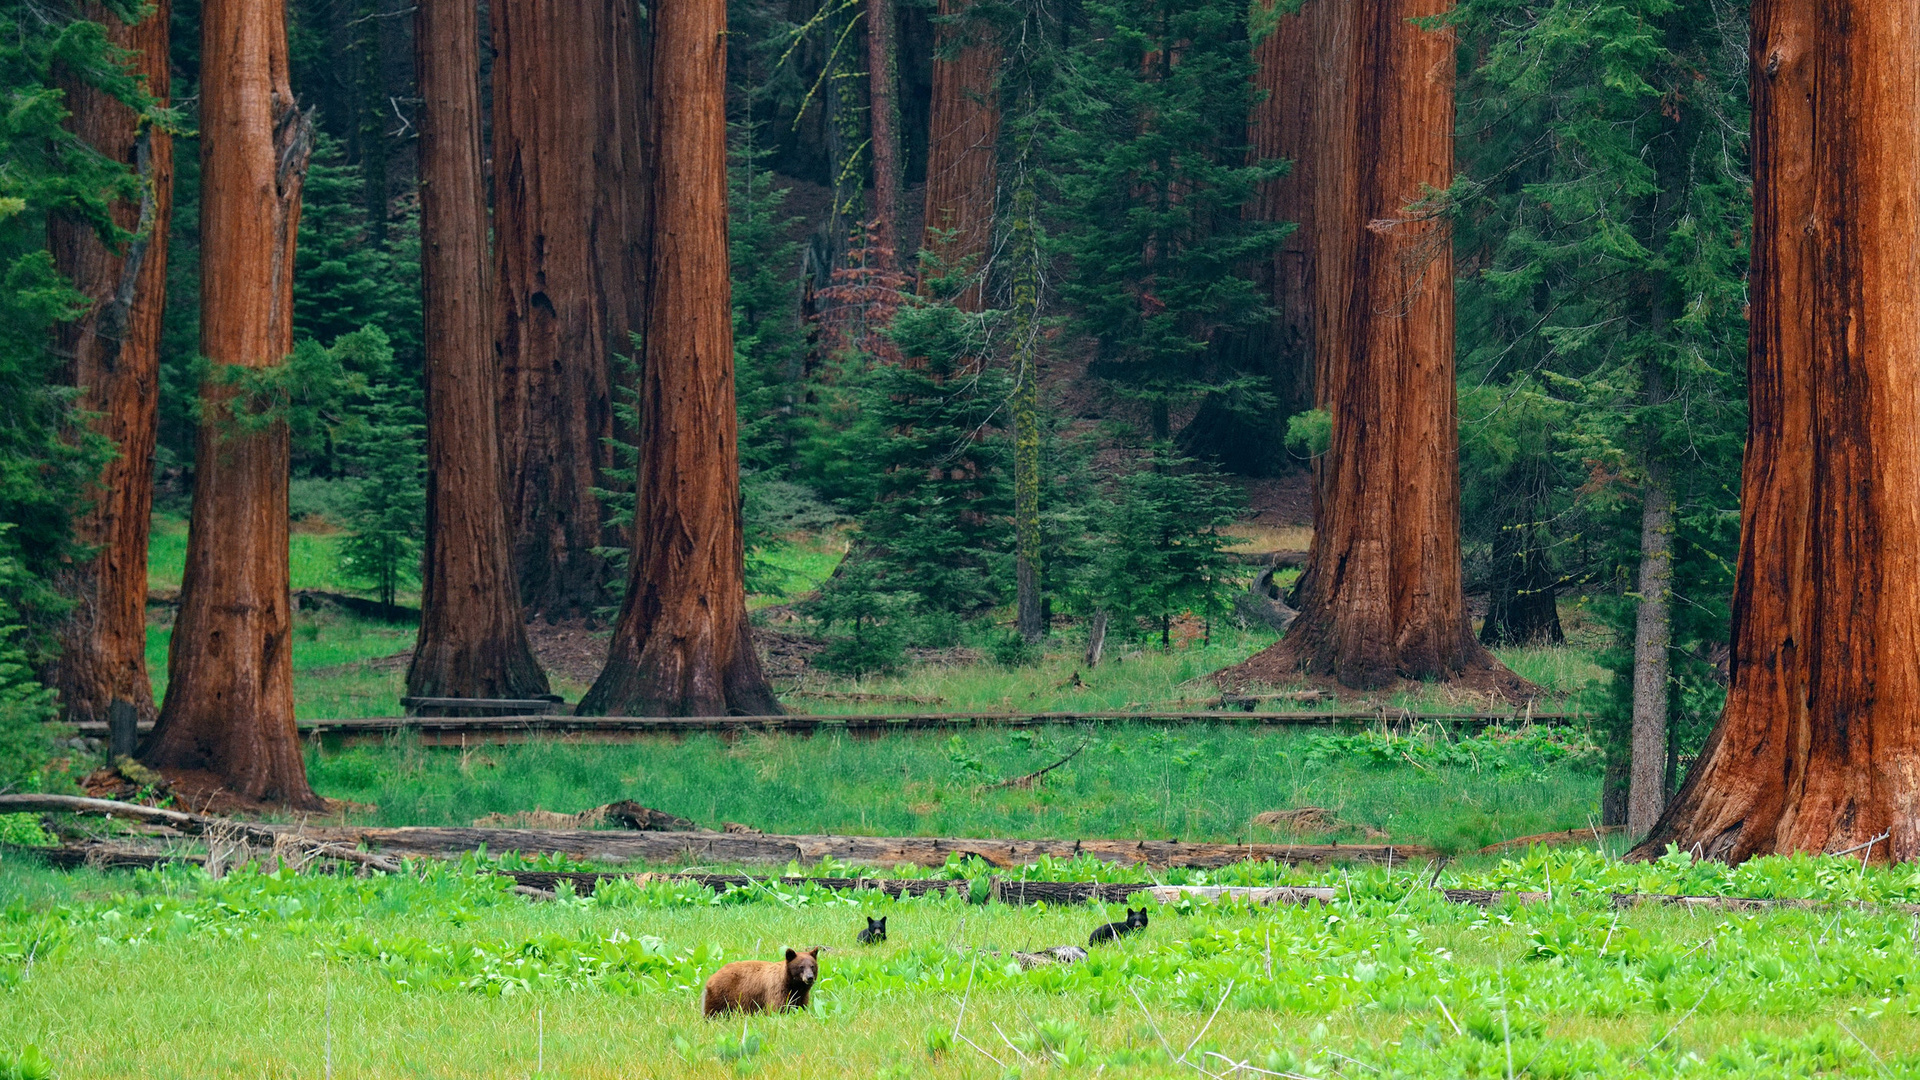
[701,947,820,1017]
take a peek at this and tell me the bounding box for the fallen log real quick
[63,708,1584,744]
[0,794,401,874]
[1477,824,1623,854]
[274,824,1436,869]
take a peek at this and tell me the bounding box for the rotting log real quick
[0,795,399,873]
[269,825,1436,869]
[72,709,1584,747]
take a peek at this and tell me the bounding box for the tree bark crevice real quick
[405,0,550,704]
[1633,0,1920,865]
[578,0,779,718]
[48,1,173,727]
[143,0,320,808]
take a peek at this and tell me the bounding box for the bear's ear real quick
[806,947,820,957]
[785,947,798,961]
[878,917,886,927]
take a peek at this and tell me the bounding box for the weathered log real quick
[0,794,400,873]
[282,824,1436,868]
[69,708,1585,746]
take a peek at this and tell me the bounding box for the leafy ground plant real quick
[5,851,1920,1077]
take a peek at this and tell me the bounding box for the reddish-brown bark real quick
[405,0,550,704]
[1245,0,1317,415]
[1632,0,1920,864]
[47,1,172,727]
[579,0,780,717]
[1224,0,1503,692]
[143,0,321,807]
[491,0,648,621]
[868,0,903,266]
[920,0,1000,310]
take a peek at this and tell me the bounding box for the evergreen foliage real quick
[331,329,425,612]
[294,133,421,380]
[1073,444,1241,646]
[1451,0,1749,787]
[0,538,64,791]
[1040,0,1287,439]
[0,0,155,647]
[805,299,1013,672]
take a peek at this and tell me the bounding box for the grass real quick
[306,721,1604,852]
[147,512,368,597]
[147,608,418,717]
[5,850,1920,1079]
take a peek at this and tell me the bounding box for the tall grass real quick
[306,722,1602,852]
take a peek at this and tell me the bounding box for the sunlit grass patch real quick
[6,851,1920,1079]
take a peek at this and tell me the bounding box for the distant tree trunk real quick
[920,0,1000,310]
[1229,0,1504,691]
[578,0,780,717]
[1478,527,1564,646]
[1247,0,1317,417]
[1633,0,1920,864]
[47,1,172,728]
[491,0,647,621]
[1627,460,1674,837]
[143,0,322,808]
[405,0,550,704]
[868,0,902,266]
[1479,470,1565,647]
[1009,181,1043,641]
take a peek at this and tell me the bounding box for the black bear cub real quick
[1088,907,1148,946]
[857,916,887,944]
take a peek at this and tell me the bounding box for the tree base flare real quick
[1213,633,1542,705]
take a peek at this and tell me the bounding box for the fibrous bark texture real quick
[48,1,172,727]
[867,0,903,265]
[1628,465,1673,838]
[1246,0,1317,416]
[144,0,321,808]
[1632,0,1920,865]
[406,0,550,705]
[920,0,1000,310]
[491,0,648,620]
[1225,0,1502,691]
[578,0,780,717]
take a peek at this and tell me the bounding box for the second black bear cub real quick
[857,916,887,944]
[1088,907,1148,946]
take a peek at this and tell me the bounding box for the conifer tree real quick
[1043,0,1287,441]
[45,0,174,728]
[1451,0,1748,825]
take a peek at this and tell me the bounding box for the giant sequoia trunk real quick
[491,0,648,621]
[577,0,780,717]
[48,1,172,727]
[405,0,550,704]
[1223,0,1503,691]
[1632,0,1920,864]
[920,0,1000,310]
[1246,0,1317,415]
[143,0,321,808]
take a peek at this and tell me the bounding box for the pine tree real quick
[338,365,425,614]
[1043,0,1288,440]
[1451,0,1748,826]
[806,298,1013,658]
[1076,445,1240,647]
[293,133,419,371]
